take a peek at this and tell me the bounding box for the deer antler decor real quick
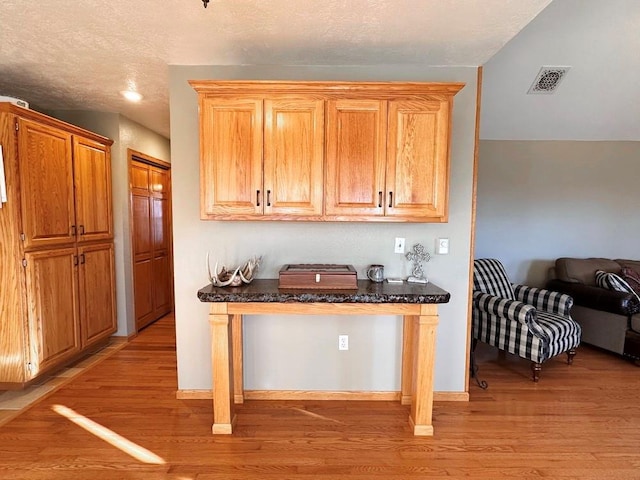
[207,253,263,287]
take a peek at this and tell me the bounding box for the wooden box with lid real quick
[278,264,357,290]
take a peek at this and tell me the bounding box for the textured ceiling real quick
[0,0,551,138]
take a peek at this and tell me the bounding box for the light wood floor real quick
[1,313,639,480]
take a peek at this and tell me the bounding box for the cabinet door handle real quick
[256,190,261,207]
[79,225,85,235]
[80,253,85,264]
[267,190,271,207]
[73,255,79,266]
[378,191,383,208]
[388,192,393,208]
[71,225,77,236]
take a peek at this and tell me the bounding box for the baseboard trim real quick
[176,389,469,402]
[434,391,469,402]
[244,390,402,401]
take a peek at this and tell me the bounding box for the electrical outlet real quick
[394,237,405,254]
[338,334,349,351]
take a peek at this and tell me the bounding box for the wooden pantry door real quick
[129,150,174,331]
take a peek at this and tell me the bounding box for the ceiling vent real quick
[527,66,571,94]
[0,95,29,108]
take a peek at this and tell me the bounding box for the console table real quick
[197,279,450,436]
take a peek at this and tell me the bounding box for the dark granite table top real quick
[197,279,450,304]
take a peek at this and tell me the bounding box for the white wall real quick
[48,110,171,336]
[169,65,478,394]
[480,0,640,141]
[475,140,640,286]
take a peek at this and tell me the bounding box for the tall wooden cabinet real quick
[0,103,116,387]
[191,81,464,222]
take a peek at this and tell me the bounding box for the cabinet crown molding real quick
[189,80,465,98]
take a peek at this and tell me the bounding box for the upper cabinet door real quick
[325,99,387,217]
[18,119,75,249]
[73,137,113,243]
[200,97,263,218]
[263,97,324,217]
[387,99,451,221]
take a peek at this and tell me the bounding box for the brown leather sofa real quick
[547,258,640,362]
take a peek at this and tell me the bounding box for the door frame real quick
[127,148,174,333]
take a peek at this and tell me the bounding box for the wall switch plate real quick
[394,237,405,254]
[436,238,450,255]
[338,334,349,351]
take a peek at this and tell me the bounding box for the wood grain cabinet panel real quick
[0,103,115,387]
[18,119,75,249]
[325,99,387,216]
[199,95,323,219]
[386,99,451,220]
[263,97,324,216]
[78,243,116,346]
[24,248,81,374]
[200,98,263,217]
[73,137,113,242]
[191,81,463,222]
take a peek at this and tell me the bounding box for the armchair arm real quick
[512,284,573,317]
[472,291,536,326]
[546,279,640,316]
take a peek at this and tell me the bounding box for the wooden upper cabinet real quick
[263,97,324,216]
[200,97,263,217]
[73,137,113,242]
[191,81,463,222]
[325,99,387,217]
[18,118,113,249]
[387,99,451,220]
[18,119,75,249]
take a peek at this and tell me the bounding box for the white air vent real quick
[527,66,571,94]
[0,95,29,108]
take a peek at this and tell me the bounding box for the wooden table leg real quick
[400,315,416,406]
[409,305,439,436]
[231,314,244,404]
[209,304,236,434]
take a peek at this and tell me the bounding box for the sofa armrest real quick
[472,291,548,340]
[472,291,535,325]
[513,284,573,316]
[546,279,639,316]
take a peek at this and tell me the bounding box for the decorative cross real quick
[405,243,431,284]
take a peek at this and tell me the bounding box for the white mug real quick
[366,264,384,283]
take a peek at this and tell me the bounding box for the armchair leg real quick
[567,349,576,365]
[470,338,488,390]
[531,362,542,382]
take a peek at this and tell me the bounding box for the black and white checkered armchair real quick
[472,258,582,382]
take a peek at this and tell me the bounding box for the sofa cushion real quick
[621,267,640,294]
[595,270,640,302]
[555,258,622,286]
[616,259,640,273]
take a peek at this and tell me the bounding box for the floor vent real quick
[527,66,571,94]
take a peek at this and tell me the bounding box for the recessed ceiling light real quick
[120,90,143,102]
